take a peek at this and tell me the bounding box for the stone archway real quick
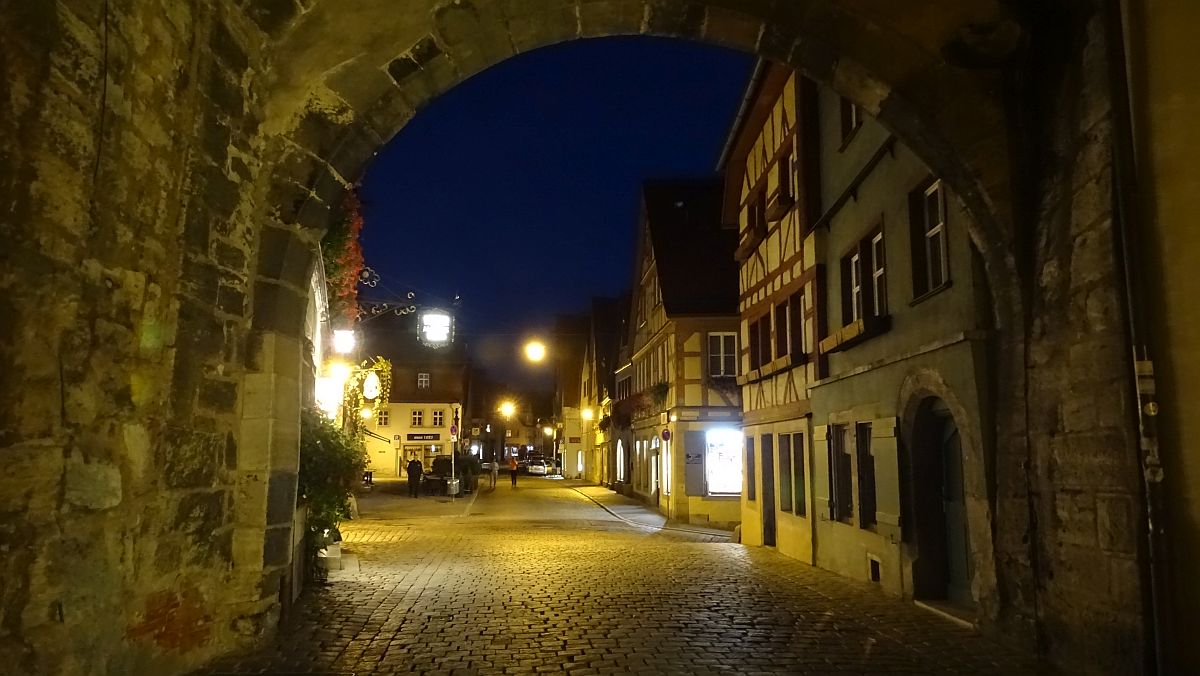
[0,1,1145,674]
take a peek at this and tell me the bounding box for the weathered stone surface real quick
[261,526,292,567]
[64,454,123,510]
[265,472,298,525]
[163,428,221,489]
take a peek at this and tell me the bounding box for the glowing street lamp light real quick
[581,408,595,421]
[332,329,357,355]
[543,426,554,437]
[418,309,454,347]
[523,340,547,363]
[498,401,516,419]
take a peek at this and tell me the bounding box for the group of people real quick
[487,456,519,488]
[404,455,521,497]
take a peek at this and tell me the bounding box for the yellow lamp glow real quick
[543,426,554,436]
[498,401,516,418]
[332,330,357,354]
[523,340,547,363]
[328,361,352,384]
[359,407,373,419]
[581,408,594,421]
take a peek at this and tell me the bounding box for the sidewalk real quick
[351,476,478,521]
[564,481,735,540]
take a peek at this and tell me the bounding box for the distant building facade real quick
[617,180,743,529]
[578,297,622,485]
[360,314,468,475]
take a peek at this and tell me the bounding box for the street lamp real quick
[581,408,595,421]
[332,329,357,354]
[498,400,516,419]
[523,340,547,363]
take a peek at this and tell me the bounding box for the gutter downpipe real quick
[1103,0,1168,672]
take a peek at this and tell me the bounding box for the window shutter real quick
[909,183,930,297]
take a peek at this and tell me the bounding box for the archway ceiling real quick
[259,0,1010,147]
[248,0,1021,331]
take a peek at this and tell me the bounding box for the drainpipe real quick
[1103,0,1169,671]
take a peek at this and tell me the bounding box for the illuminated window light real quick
[704,428,743,495]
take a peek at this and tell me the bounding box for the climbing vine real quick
[322,189,365,324]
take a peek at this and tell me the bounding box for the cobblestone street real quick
[204,480,1042,675]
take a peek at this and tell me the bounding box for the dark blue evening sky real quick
[360,37,753,388]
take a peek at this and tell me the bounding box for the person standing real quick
[490,457,500,489]
[406,458,424,498]
[508,455,519,488]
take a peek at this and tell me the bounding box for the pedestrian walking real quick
[406,458,424,498]
[508,455,519,488]
[490,458,499,489]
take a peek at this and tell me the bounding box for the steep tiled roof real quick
[642,179,739,317]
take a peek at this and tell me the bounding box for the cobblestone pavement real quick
[202,479,1044,675]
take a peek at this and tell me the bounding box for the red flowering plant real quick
[322,190,365,325]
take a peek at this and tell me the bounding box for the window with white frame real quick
[871,230,887,316]
[411,409,424,427]
[707,332,737,377]
[663,442,672,495]
[910,179,949,297]
[839,97,862,144]
[433,410,444,427]
[616,440,626,482]
[842,250,864,323]
[923,181,947,290]
[376,408,390,427]
[417,372,431,389]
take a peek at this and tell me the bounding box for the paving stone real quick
[199,480,1042,675]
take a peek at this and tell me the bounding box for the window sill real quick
[909,280,953,307]
[734,229,765,263]
[739,353,808,385]
[706,493,741,500]
[817,314,892,354]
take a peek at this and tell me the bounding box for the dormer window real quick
[417,372,430,389]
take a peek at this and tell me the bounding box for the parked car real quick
[527,459,549,476]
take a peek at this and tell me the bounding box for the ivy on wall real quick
[322,189,364,325]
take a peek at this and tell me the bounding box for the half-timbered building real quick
[721,63,824,561]
[723,61,994,620]
[618,179,743,528]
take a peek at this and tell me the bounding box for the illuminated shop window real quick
[705,428,743,495]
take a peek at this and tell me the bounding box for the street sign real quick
[450,424,458,435]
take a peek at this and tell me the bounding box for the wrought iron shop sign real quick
[407,433,441,441]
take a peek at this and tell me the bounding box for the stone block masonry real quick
[0,0,1150,673]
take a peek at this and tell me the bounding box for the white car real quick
[527,460,549,476]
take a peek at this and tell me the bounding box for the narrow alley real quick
[201,479,1039,675]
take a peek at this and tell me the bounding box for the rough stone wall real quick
[0,0,1148,673]
[0,1,292,673]
[1022,1,1145,670]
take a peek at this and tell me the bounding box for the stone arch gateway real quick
[0,1,1147,674]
